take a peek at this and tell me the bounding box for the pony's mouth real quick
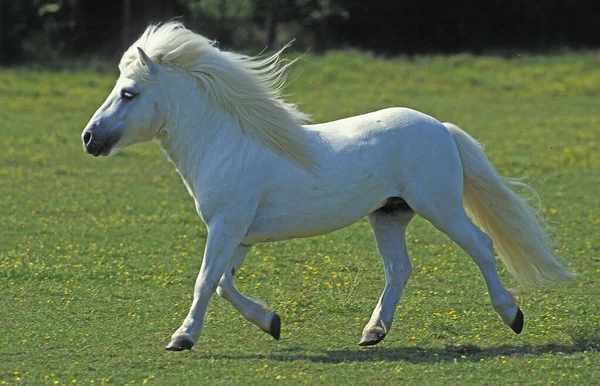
[91,140,116,157]
[85,136,119,157]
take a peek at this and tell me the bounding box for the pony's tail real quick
[444,122,574,287]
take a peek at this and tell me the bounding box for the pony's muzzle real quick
[82,125,120,157]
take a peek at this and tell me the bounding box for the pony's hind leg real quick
[360,201,415,346]
[410,198,523,333]
[216,244,281,340]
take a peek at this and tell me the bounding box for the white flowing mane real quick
[119,22,315,171]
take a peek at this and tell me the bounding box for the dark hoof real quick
[165,337,194,351]
[509,308,524,334]
[359,330,386,346]
[268,313,281,340]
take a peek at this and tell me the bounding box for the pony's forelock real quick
[119,22,315,171]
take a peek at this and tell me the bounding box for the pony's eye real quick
[120,90,137,100]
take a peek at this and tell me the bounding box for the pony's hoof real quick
[509,308,524,334]
[260,313,281,340]
[359,330,386,346]
[268,313,281,340]
[165,336,194,351]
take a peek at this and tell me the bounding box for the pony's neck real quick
[157,79,248,194]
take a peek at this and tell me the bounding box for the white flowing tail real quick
[444,123,574,286]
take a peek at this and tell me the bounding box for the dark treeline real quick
[1,0,599,64]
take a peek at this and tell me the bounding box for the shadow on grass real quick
[203,334,599,364]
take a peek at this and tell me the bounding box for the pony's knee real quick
[216,277,232,299]
[216,284,227,299]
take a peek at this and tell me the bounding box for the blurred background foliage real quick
[0,0,599,64]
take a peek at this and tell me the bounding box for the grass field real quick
[1,51,599,384]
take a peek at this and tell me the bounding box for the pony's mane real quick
[119,22,315,171]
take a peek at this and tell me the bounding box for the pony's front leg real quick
[165,225,246,351]
[216,244,281,340]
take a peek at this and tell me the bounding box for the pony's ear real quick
[137,47,158,75]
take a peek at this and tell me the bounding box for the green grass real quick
[1,52,599,384]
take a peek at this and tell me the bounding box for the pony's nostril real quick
[83,131,92,146]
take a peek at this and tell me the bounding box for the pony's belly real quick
[242,212,367,244]
[242,195,388,244]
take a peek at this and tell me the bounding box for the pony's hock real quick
[82,22,573,351]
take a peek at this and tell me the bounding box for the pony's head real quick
[81,49,154,156]
[82,22,314,170]
[81,23,211,156]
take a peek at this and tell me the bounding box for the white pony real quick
[81,23,573,351]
